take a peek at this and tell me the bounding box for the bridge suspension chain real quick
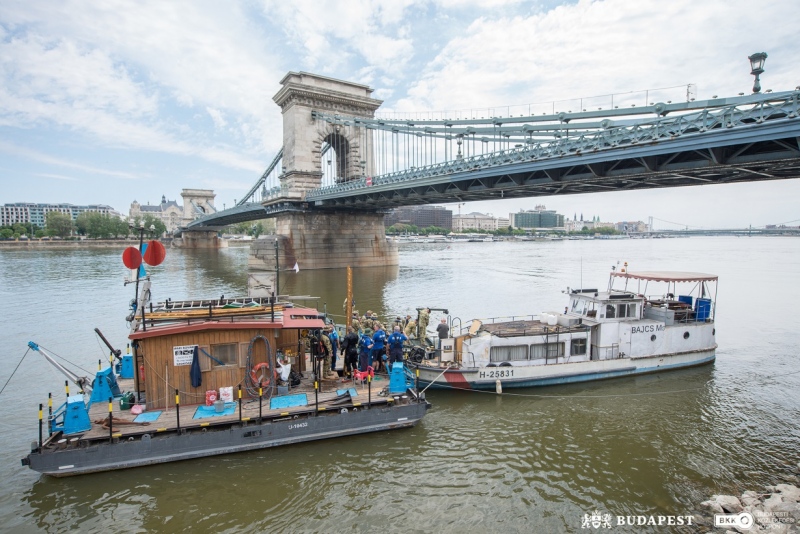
[307,89,800,200]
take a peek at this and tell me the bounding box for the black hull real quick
[24,401,429,477]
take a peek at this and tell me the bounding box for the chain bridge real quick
[177,72,800,270]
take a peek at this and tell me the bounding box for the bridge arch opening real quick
[321,131,351,184]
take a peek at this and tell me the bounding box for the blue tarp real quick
[193,402,237,419]
[133,411,162,423]
[269,393,308,410]
[336,388,358,397]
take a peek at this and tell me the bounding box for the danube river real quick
[1,237,798,532]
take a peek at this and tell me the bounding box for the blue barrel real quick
[678,295,693,306]
[695,298,711,320]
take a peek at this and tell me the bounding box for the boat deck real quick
[65,372,401,444]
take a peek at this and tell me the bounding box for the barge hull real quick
[25,401,428,477]
[415,351,715,390]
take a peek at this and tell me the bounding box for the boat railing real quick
[458,315,541,335]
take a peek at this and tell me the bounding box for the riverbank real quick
[0,238,171,249]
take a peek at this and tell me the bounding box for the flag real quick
[293,262,300,273]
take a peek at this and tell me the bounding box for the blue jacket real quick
[358,333,373,354]
[372,329,387,350]
[387,331,407,349]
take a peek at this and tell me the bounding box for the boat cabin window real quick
[530,342,565,359]
[211,343,238,366]
[605,303,637,319]
[490,345,527,362]
[571,338,587,356]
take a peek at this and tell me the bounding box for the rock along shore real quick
[699,482,800,533]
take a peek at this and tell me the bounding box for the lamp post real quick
[748,52,768,93]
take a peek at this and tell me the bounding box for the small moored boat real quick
[409,267,717,390]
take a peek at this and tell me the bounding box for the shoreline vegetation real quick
[0,238,171,249]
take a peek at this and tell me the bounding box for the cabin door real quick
[590,325,600,361]
[620,324,632,359]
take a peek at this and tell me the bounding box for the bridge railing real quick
[306,90,799,200]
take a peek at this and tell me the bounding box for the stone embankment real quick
[698,480,800,533]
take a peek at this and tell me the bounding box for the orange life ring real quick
[250,362,271,387]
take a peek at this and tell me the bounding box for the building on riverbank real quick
[129,189,216,233]
[453,212,509,231]
[509,205,565,229]
[1,202,121,227]
[385,205,452,230]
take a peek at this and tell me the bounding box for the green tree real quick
[133,214,167,238]
[421,225,448,235]
[109,217,129,238]
[46,212,75,238]
[12,223,27,236]
[0,228,13,239]
[75,213,127,239]
[249,222,264,238]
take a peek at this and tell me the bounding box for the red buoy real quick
[143,240,166,266]
[122,247,142,269]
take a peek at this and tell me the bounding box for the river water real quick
[1,237,799,533]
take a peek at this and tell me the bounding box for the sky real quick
[1,0,799,230]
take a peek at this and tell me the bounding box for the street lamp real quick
[748,52,768,93]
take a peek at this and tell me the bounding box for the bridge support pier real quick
[172,230,227,249]
[249,211,397,271]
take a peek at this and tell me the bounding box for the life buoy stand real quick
[250,362,271,388]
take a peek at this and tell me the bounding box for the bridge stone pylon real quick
[253,72,397,272]
[273,72,382,198]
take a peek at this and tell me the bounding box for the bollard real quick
[38,403,43,451]
[47,393,52,436]
[238,385,242,421]
[108,397,113,443]
[368,373,371,407]
[175,389,180,433]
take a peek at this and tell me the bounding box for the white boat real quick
[409,269,717,390]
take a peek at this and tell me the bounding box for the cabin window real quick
[490,345,527,362]
[605,304,616,318]
[618,303,636,318]
[199,345,211,372]
[211,343,238,366]
[530,343,565,359]
[571,338,587,356]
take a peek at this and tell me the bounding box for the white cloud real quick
[206,107,227,130]
[33,172,79,181]
[0,140,143,179]
[397,0,800,113]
